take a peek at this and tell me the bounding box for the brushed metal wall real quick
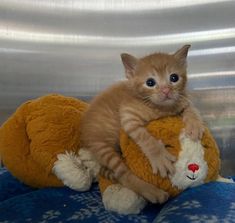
[0,0,234,176]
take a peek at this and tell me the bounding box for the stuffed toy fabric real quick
[0,94,88,188]
[0,94,224,215]
[99,117,222,214]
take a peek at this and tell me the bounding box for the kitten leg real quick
[120,106,176,177]
[89,143,169,204]
[182,104,205,141]
[100,166,117,182]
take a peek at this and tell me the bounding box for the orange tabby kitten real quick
[80,45,204,203]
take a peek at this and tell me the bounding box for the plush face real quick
[170,133,208,190]
[109,117,220,198]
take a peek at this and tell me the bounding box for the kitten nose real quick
[161,87,171,95]
[188,163,199,173]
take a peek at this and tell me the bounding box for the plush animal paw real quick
[102,184,147,215]
[53,151,93,191]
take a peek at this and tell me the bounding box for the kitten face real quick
[134,54,187,106]
[121,45,190,107]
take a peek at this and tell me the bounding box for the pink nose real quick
[188,163,199,173]
[161,87,171,95]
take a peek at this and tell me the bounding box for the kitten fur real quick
[80,45,204,203]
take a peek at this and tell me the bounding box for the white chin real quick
[163,98,175,104]
[151,98,174,106]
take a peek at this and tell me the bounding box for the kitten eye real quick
[170,73,179,83]
[146,78,156,87]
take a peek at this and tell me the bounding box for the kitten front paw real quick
[140,183,169,204]
[184,120,205,141]
[131,175,169,204]
[148,141,176,177]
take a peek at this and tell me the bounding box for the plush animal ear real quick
[121,53,138,79]
[174,45,191,65]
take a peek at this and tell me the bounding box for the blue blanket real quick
[0,168,234,223]
[154,177,235,223]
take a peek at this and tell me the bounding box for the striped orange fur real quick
[80,45,204,203]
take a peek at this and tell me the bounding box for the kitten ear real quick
[174,45,191,65]
[121,53,138,79]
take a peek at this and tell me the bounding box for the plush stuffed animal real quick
[0,94,89,188]
[98,117,222,214]
[0,94,224,215]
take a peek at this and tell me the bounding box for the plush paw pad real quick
[53,151,92,191]
[102,184,147,215]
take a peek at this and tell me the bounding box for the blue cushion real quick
[0,168,162,223]
[153,177,235,223]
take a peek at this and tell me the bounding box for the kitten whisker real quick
[142,95,153,106]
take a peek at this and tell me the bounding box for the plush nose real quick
[161,87,171,96]
[188,163,199,173]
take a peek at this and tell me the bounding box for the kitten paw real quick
[184,120,205,141]
[148,142,176,177]
[140,183,169,204]
[123,172,169,204]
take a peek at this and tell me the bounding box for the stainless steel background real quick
[0,0,234,176]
